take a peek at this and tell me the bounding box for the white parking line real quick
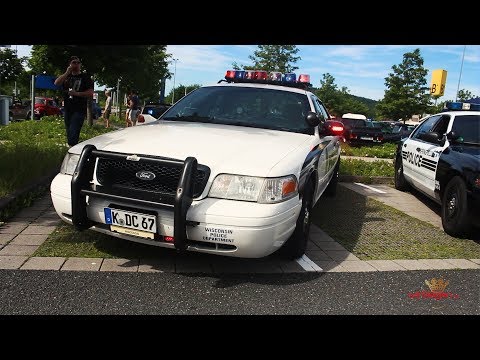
[353,182,387,194]
[296,254,323,272]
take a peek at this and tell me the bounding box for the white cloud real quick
[347,85,384,101]
[166,45,235,73]
[325,45,376,60]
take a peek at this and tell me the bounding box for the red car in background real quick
[33,97,62,120]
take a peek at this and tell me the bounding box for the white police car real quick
[51,70,342,259]
[394,102,480,237]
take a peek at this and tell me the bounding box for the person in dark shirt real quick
[54,56,94,146]
[129,89,140,126]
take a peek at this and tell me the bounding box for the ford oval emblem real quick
[136,171,156,181]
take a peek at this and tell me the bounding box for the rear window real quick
[451,115,480,144]
[341,119,366,128]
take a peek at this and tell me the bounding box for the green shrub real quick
[340,159,394,177]
[341,142,397,159]
[0,116,114,198]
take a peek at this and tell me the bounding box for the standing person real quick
[103,89,112,128]
[54,56,94,147]
[125,89,133,127]
[129,89,140,126]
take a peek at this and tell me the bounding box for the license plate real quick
[361,137,373,140]
[104,208,157,239]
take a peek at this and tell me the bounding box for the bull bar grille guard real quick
[71,144,202,251]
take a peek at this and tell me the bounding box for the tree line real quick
[1,45,477,123]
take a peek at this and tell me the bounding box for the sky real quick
[13,45,480,101]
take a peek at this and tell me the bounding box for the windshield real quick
[143,105,170,118]
[341,118,366,128]
[160,86,312,134]
[35,98,46,105]
[452,115,480,144]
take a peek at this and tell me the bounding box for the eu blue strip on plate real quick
[104,208,112,224]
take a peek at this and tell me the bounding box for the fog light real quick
[164,236,174,243]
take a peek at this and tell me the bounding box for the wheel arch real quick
[439,169,463,199]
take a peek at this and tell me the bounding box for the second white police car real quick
[394,102,480,237]
[51,70,343,259]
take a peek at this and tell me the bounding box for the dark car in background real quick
[339,117,384,145]
[9,98,31,121]
[91,101,102,119]
[386,122,416,142]
[137,102,172,125]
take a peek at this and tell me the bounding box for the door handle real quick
[416,147,421,152]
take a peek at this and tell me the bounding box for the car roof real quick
[436,111,480,116]
[205,82,313,96]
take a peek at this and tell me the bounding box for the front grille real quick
[96,156,210,204]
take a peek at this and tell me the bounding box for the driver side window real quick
[411,115,441,140]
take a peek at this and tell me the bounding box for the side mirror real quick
[446,131,462,143]
[305,111,321,127]
[419,132,442,144]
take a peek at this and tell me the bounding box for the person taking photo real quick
[54,56,94,147]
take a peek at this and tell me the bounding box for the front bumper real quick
[50,148,301,258]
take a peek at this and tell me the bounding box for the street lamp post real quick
[171,58,178,105]
[455,45,467,102]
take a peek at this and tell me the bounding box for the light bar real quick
[298,74,310,83]
[445,101,480,111]
[269,72,282,81]
[283,73,296,82]
[223,69,312,88]
[244,70,255,79]
[254,71,268,80]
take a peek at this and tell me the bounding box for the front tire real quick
[281,180,314,259]
[441,176,471,237]
[394,156,410,191]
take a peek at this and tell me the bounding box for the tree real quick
[0,48,25,93]
[457,88,475,101]
[314,73,371,117]
[233,45,301,73]
[376,48,431,122]
[166,84,202,103]
[29,45,171,124]
[314,73,341,112]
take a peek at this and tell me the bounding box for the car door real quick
[402,115,448,197]
[311,96,338,202]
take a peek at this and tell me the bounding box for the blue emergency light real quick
[445,101,480,111]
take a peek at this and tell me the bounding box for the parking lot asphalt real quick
[0,269,477,314]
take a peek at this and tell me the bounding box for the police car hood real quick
[71,121,311,176]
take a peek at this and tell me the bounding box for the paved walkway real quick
[1,193,479,274]
[341,182,442,228]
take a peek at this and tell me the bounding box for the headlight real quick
[60,153,80,175]
[209,174,298,203]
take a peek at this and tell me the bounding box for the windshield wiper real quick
[460,141,480,146]
[162,115,215,122]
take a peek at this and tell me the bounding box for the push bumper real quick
[51,146,301,258]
